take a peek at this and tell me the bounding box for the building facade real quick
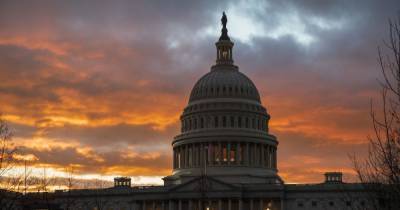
[20,13,377,210]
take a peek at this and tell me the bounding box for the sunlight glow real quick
[202,0,346,47]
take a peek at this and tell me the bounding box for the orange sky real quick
[0,0,398,186]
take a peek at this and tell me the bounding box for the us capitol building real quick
[20,13,374,210]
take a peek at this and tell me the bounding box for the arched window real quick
[223,144,227,162]
[230,144,235,162]
[214,143,220,162]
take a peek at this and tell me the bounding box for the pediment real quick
[168,176,239,193]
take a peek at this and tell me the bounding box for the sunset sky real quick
[0,0,399,186]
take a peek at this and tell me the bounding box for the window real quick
[245,117,249,128]
[230,116,234,127]
[238,144,243,163]
[238,117,242,128]
[346,201,351,207]
[200,118,204,128]
[214,144,220,162]
[230,145,235,162]
[329,201,334,207]
[297,202,304,207]
[223,145,227,162]
[311,201,317,207]
[215,116,219,128]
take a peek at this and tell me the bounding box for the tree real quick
[0,117,27,209]
[352,14,400,209]
[0,117,14,180]
[63,166,76,210]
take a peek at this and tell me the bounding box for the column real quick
[152,201,156,210]
[259,199,263,210]
[200,143,204,167]
[227,142,231,165]
[143,201,146,210]
[169,200,173,210]
[181,147,185,168]
[255,144,259,166]
[246,143,249,166]
[132,201,139,210]
[218,199,222,210]
[198,200,202,210]
[228,199,232,210]
[250,199,253,210]
[178,200,182,210]
[268,146,271,168]
[274,148,277,168]
[239,199,243,210]
[189,144,192,167]
[185,145,189,168]
[195,144,199,167]
[218,142,222,165]
[254,143,257,166]
[197,144,200,166]
[192,144,195,167]
[162,201,165,210]
[271,147,274,168]
[252,143,256,166]
[189,200,192,210]
[208,142,213,165]
[236,143,240,165]
[261,144,265,167]
[173,148,175,169]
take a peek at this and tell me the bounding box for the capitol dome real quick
[164,12,281,186]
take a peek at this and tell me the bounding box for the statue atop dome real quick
[221,11,227,29]
[219,12,230,41]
